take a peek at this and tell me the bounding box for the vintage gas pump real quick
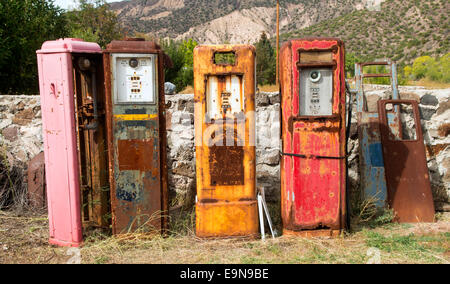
[279,38,347,237]
[103,39,169,234]
[37,38,110,247]
[194,45,258,238]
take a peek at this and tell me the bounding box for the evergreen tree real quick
[255,32,276,86]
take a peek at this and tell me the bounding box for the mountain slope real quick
[110,0,373,44]
[281,0,449,65]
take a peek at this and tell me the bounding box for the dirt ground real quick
[0,210,449,264]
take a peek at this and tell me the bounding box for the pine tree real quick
[255,32,276,86]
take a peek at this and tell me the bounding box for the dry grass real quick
[407,79,450,89]
[0,145,28,212]
[258,85,279,93]
[0,209,448,264]
[179,85,194,94]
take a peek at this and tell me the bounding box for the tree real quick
[161,38,198,92]
[345,52,360,78]
[0,0,67,94]
[255,32,276,86]
[363,65,390,85]
[411,56,435,80]
[440,53,450,83]
[65,0,123,48]
[403,65,413,79]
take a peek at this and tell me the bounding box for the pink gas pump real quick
[36,39,109,247]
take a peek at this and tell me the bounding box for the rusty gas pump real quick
[279,38,347,237]
[103,39,170,235]
[194,45,258,238]
[37,38,109,247]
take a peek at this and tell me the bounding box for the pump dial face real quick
[299,68,333,116]
[113,53,157,104]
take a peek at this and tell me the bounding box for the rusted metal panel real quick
[103,39,169,234]
[72,55,110,228]
[355,61,400,208]
[209,144,245,186]
[194,45,258,238]
[196,201,259,238]
[280,38,347,236]
[27,152,46,209]
[378,100,435,223]
[118,139,154,171]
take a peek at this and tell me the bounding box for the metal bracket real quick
[257,187,276,240]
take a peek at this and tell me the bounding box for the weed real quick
[370,208,395,227]
[0,144,28,211]
[350,186,395,230]
[240,256,265,264]
[94,256,110,264]
[168,206,196,236]
[364,231,449,263]
[267,244,282,255]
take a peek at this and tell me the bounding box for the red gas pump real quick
[279,38,347,237]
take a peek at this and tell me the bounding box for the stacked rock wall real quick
[0,85,448,209]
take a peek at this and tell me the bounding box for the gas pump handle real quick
[50,83,57,97]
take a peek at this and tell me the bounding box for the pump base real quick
[49,238,82,248]
[195,200,259,239]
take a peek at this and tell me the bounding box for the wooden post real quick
[276,0,280,85]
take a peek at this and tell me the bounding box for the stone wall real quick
[0,96,42,167]
[0,85,448,210]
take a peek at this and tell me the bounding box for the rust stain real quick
[27,152,46,209]
[117,139,154,171]
[72,54,110,228]
[437,123,450,137]
[196,201,259,239]
[194,44,257,238]
[378,100,435,223]
[209,143,244,186]
[426,143,450,157]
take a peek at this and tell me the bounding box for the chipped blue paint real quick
[355,61,400,208]
[115,170,146,202]
[369,143,384,167]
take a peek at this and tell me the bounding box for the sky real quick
[53,0,123,10]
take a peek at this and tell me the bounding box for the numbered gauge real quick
[309,70,322,83]
[299,68,333,116]
[113,53,157,104]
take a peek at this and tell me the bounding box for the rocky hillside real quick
[281,0,449,65]
[110,0,448,64]
[110,0,380,44]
